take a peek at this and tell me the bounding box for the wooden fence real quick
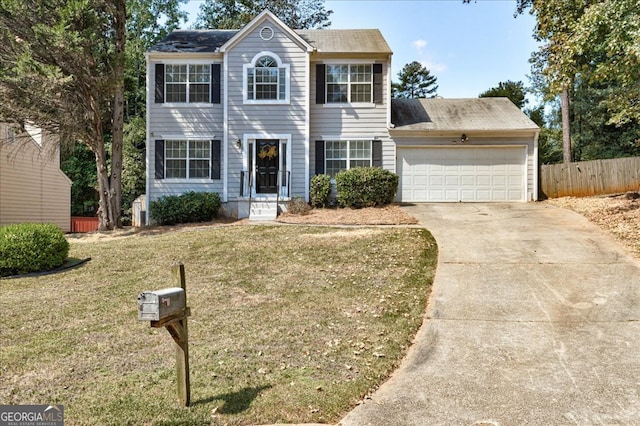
[540,156,640,198]
[70,216,99,233]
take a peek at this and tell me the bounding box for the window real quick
[325,140,372,177]
[165,140,211,179]
[245,53,289,103]
[326,64,372,103]
[165,64,210,103]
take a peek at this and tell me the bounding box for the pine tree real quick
[392,61,438,99]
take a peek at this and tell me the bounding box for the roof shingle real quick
[391,98,539,132]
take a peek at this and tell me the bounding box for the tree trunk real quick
[95,143,117,231]
[561,88,572,163]
[109,0,126,229]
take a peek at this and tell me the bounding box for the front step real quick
[249,200,277,221]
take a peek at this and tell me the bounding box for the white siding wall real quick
[225,19,309,200]
[309,60,394,174]
[147,58,224,205]
[0,124,71,232]
[391,134,538,201]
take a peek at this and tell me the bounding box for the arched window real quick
[245,53,289,103]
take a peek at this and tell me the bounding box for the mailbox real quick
[138,287,185,321]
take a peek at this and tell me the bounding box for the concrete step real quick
[249,201,277,221]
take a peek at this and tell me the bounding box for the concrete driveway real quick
[340,203,640,425]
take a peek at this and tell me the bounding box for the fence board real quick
[541,157,640,198]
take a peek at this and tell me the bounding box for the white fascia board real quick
[220,10,314,53]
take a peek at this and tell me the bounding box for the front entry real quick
[256,139,279,194]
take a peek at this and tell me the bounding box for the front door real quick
[256,139,278,194]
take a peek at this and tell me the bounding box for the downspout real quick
[222,49,229,203]
[532,129,540,201]
[144,52,151,226]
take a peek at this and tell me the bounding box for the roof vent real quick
[260,26,274,41]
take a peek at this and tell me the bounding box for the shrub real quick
[335,167,399,208]
[310,174,332,208]
[0,223,69,277]
[150,191,221,225]
[287,196,311,215]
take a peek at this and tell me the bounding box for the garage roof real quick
[391,98,539,132]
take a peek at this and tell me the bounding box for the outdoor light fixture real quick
[236,139,242,148]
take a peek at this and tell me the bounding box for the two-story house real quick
[146,10,539,221]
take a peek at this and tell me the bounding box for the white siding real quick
[225,18,309,200]
[309,60,394,174]
[0,124,71,232]
[147,59,224,205]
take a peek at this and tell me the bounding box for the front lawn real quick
[0,225,436,425]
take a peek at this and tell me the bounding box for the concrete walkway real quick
[340,203,640,425]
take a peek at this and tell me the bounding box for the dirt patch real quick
[544,194,640,258]
[277,204,419,226]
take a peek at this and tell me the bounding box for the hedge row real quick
[150,191,221,225]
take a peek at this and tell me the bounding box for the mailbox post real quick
[137,263,191,407]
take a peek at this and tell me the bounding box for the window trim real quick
[243,51,290,105]
[162,139,213,181]
[324,139,373,178]
[157,60,219,106]
[325,63,373,105]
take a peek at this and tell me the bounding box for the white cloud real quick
[412,39,428,50]
[410,39,447,74]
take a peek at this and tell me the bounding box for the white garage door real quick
[397,146,526,202]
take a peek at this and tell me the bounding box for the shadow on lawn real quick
[193,384,272,414]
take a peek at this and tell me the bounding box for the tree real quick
[0,0,126,230]
[392,61,438,99]
[195,0,332,29]
[0,0,185,230]
[479,80,527,109]
[126,0,187,119]
[515,0,639,162]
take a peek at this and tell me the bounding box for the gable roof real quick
[296,29,391,54]
[391,98,539,132]
[148,29,238,53]
[220,10,313,53]
[148,14,392,55]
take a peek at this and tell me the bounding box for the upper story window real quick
[154,63,221,105]
[244,52,289,104]
[316,63,382,105]
[327,64,372,103]
[165,64,210,103]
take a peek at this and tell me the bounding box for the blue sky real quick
[179,0,539,100]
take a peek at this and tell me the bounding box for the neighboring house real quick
[0,123,72,232]
[145,10,538,221]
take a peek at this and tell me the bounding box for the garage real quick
[390,98,539,203]
[397,146,526,202]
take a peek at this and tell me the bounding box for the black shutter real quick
[315,140,325,174]
[372,140,382,167]
[373,64,383,104]
[155,64,165,103]
[211,140,221,179]
[211,64,221,104]
[316,64,326,104]
[155,140,165,179]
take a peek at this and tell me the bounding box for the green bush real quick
[310,174,332,208]
[0,223,69,277]
[150,191,221,225]
[335,167,399,208]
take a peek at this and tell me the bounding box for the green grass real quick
[0,225,437,425]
